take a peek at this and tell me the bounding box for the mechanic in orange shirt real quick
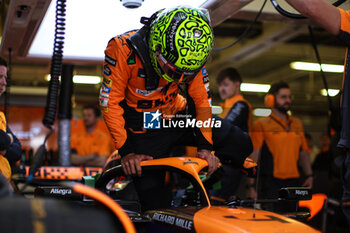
[212,67,253,199]
[284,0,350,226]
[71,105,112,167]
[218,67,252,132]
[100,6,253,209]
[248,81,312,201]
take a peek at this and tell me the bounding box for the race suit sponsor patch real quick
[103,77,112,87]
[99,92,109,99]
[203,76,209,84]
[101,83,111,94]
[105,54,117,66]
[136,87,162,96]
[127,52,136,65]
[202,67,208,76]
[99,97,109,108]
[137,68,146,78]
[99,89,109,108]
[103,65,112,76]
[207,91,212,99]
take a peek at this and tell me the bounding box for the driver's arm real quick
[187,68,219,175]
[285,0,340,35]
[100,37,133,157]
[101,36,154,176]
[187,67,213,151]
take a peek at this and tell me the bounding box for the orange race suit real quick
[100,30,252,210]
[100,31,213,158]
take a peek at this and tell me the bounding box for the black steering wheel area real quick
[95,164,210,208]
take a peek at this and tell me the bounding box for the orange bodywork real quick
[140,157,320,233]
[141,157,211,206]
[299,194,327,221]
[193,207,320,233]
[28,157,319,233]
[70,183,136,233]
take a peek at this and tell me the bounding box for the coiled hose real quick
[26,0,67,183]
[43,0,66,129]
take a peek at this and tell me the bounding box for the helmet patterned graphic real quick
[149,6,213,82]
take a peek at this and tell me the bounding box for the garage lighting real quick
[320,89,340,97]
[253,108,271,117]
[240,83,271,93]
[11,86,47,96]
[290,61,344,73]
[45,75,101,84]
[73,75,101,84]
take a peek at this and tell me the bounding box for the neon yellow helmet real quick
[149,6,213,82]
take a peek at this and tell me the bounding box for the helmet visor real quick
[156,52,198,83]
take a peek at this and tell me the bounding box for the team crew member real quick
[0,57,21,181]
[284,0,350,227]
[248,81,312,200]
[100,6,253,209]
[71,105,112,167]
[212,67,253,199]
[218,67,252,132]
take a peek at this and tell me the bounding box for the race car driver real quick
[100,6,253,209]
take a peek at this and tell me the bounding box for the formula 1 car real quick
[32,157,320,233]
